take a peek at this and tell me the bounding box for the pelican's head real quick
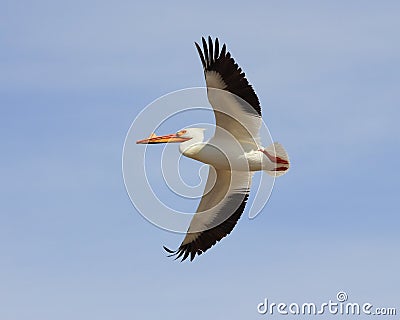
[136,128,205,145]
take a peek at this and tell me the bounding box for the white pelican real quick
[137,37,289,261]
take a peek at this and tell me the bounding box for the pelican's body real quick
[137,37,290,261]
[179,129,285,172]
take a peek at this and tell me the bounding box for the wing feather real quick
[194,42,206,69]
[164,169,252,261]
[195,37,262,146]
[162,38,264,262]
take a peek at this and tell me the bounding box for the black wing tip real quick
[220,43,226,57]
[163,245,175,254]
[195,37,261,116]
[195,36,226,71]
[163,244,199,262]
[194,41,206,69]
[163,193,249,263]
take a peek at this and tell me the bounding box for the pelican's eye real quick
[176,130,187,136]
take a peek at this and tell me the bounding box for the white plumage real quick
[137,37,290,261]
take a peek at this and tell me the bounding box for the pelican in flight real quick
[137,37,289,261]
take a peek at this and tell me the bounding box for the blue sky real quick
[1,1,400,319]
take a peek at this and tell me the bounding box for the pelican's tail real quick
[261,142,290,177]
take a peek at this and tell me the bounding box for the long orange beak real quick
[136,132,191,144]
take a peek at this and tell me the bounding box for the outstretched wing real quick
[163,37,260,261]
[195,36,262,146]
[164,168,252,261]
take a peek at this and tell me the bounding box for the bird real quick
[136,36,290,261]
